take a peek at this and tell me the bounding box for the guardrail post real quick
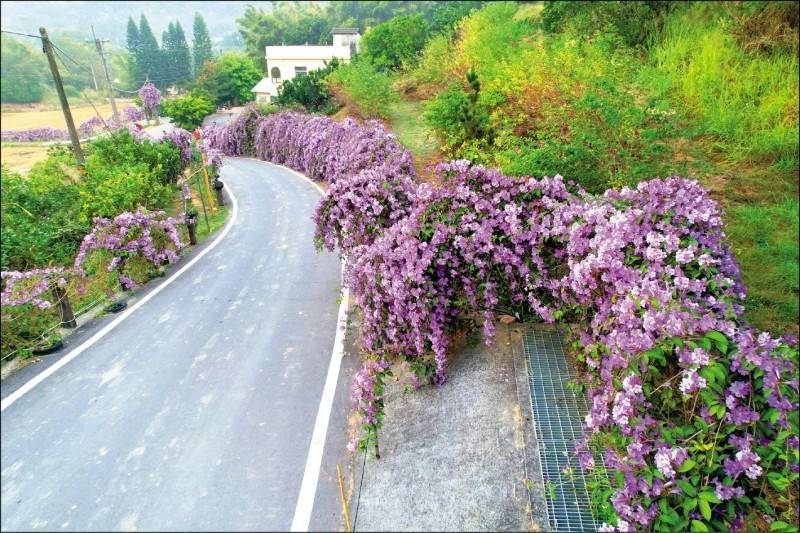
[187,213,198,245]
[213,178,225,207]
[52,286,77,328]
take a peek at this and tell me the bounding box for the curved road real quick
[1,159,345,531]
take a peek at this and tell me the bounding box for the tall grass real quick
[405,0,799,333]
[727,198,799,335]
[649,2,799,167]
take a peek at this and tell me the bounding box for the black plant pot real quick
[105,301,127,314]
[32,339,64,356]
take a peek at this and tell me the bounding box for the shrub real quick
[361,14,429,70]
[78,160,172,220]
[138,82,161,120]
[74,209,185,289]
[326,58,397,119]
[276,58,340,114]
[540,1,672,47]
[0,166,88,271]
[87,129,184,185]
[203,108,415,184]
[343,161,800,533]
[313,161,417,252]
[424,69,493,153]
[161,92,216,130]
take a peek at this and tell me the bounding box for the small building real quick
[251,28,361,103]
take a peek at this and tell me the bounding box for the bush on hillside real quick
[424,69,493,156]
[326,58,397,119]
[540,1,672,47]
[361,14,429,70]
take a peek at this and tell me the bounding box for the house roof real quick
[251,78,271,93]
[332,27,359,35]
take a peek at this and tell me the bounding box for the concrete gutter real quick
[352,324,541,531]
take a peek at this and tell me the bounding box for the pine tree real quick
[173,22,192,83]
[137,14,161,85]
[192,13,213,74]
[162,22,177,85]
[126,17,141,82]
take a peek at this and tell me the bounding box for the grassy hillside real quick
[361,1,798,335]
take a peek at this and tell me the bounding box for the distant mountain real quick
[0,1,291,49]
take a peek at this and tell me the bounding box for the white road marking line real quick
[290,278,348,532]
[1,184,240,412]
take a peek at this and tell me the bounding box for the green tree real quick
[429,1,484,34]
[137,14,162,84]
[424,68,493,151]
[161,22,178,84]
[362,14,429,70]
[196,52,262,106]
[161,91,215,129]
[0,35,47,103]
[540,1,672,47]
[173,22,192,83]
[126,17,141,82]
[192,13,214,74]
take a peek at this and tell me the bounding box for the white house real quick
[251,28,361,103]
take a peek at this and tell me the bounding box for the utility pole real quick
[91,26,119,123]
[39,27,84,165]
[89,65,99,91]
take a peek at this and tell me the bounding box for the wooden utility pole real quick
[91,26,119,123]
[39,27,84,165]
[89,65,99,91]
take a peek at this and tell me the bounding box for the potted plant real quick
[31,333,63,356]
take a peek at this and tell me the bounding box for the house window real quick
[294,66,308,77]
[270,67,281,84]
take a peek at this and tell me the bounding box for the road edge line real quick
[1,184,240,412]
[290,279,349,532]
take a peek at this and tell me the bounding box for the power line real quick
[50,42,97,79]
[0,29,42,39]
[50,47,110,129]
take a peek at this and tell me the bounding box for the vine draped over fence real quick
[203,107,798,532]
[1,126,219,360]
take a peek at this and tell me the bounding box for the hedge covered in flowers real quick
[2,126,212,349]
[202,108,798,532]
[74,209,186,290]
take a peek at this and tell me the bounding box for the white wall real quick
[333,33,361,51]
[256,40,359,101]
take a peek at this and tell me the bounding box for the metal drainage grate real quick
[523,328,600,533]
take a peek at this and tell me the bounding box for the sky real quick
[0,1,284,46]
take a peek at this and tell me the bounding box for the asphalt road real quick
[1,159,346,531]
